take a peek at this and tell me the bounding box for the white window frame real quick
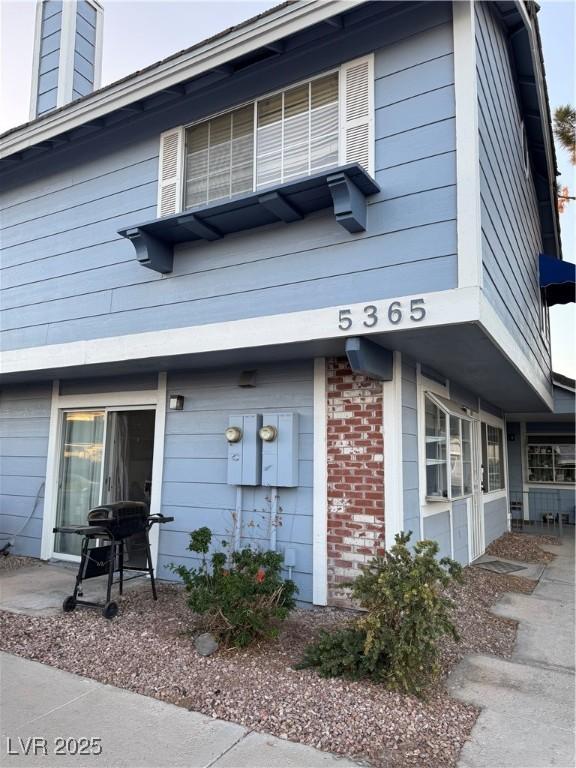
[41,375,167,566]
[424,392,475,503]
[525,433,576,486]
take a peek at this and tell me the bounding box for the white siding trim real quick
[0,287,554,411]
[312,357,328,605]
[452,0,482,289]
[40,380,62,560]
[92,1,104,90]
[148,372,167,568]
[383,351,403,548]
[57,0,77,108]
[28,0,44,121]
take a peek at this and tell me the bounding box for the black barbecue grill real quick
[53,501,173,619]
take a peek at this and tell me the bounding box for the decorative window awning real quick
[539,253,576,306]
[118,163,379,273]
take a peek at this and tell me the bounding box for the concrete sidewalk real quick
[447,535,575,768]
[0,654,360,768]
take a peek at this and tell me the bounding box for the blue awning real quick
[539,253,576,306]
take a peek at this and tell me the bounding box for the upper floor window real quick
[184,74,339,209]
[156,56,374,219]
[481,423,504,492]
[425,394,473,501]
[526,435,575,484]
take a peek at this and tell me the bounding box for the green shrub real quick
[170,527,297,648]
[297,532,462,695]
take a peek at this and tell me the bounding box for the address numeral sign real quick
[337,298,426,331]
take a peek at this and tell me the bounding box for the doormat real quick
[473,559,527,575]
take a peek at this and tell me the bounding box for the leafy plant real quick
[297,533,462,695]
[170,527,297,648]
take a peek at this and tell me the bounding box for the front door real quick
[53,408,155,557]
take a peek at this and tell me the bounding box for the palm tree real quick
[553,105,576,165]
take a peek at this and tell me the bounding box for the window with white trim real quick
[425,394,473,500]
[481,423,505,492]
[526,435,575,484]
[156,56,374,218]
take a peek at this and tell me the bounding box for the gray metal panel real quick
[483,496,508,548]
[476,2,551,387]
[0,383,51,557]
[422,511,451,560]
[1,11,456,352]
[157,361,314,603]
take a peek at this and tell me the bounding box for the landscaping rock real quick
[194,632,219,656]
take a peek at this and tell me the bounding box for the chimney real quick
[30,0,103,120]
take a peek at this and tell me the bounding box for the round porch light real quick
[259,424,278,442]
[225,426,243,443]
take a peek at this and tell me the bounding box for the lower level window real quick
[425,394,473,500]
[481,423,505,492]
[527,436,575,483]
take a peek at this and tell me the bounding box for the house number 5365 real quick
[337,298,426,331]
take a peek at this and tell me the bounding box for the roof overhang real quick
[0,0,364,161]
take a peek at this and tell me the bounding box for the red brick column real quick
[325,357,385,606]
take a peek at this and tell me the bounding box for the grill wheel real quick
[62,596,77,612]
[102,601,118,620]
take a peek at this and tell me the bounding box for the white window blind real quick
[185,104,254,209]
[157,126,184,217]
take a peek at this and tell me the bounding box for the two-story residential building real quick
[1,0,573,606]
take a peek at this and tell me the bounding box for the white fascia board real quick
[1,0,366,159]
[1,286,482,375]
[513,1,561,257]
[0,285,553,412]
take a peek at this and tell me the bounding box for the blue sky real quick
[1,0,574,376]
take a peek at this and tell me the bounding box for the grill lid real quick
[87,501,148,524]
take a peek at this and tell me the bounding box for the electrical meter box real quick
[261,412,299,487]
[227,414,262,486]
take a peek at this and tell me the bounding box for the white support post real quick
[40,380,61,560]
[312,358,328,605]
[148,372,167,569]
[383,351,403,549]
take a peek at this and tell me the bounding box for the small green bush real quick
[297,532,462,695]
[170,527,297,648]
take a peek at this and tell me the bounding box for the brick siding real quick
[325,357,385,606]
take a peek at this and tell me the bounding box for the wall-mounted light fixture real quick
[169,395,184,411]
[225,426,243,443]
[259,424,278,442]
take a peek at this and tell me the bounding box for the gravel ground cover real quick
[0,560,536,768]
[485,531,559,563]
[0,554,42,572]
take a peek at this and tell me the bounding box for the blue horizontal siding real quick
[1,8,456,352]
[0,384,51,558]
[475,2,551,385]
[158,361,315,602]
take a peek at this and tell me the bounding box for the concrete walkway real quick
[447,536,575,768]
[0,653,360,768]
